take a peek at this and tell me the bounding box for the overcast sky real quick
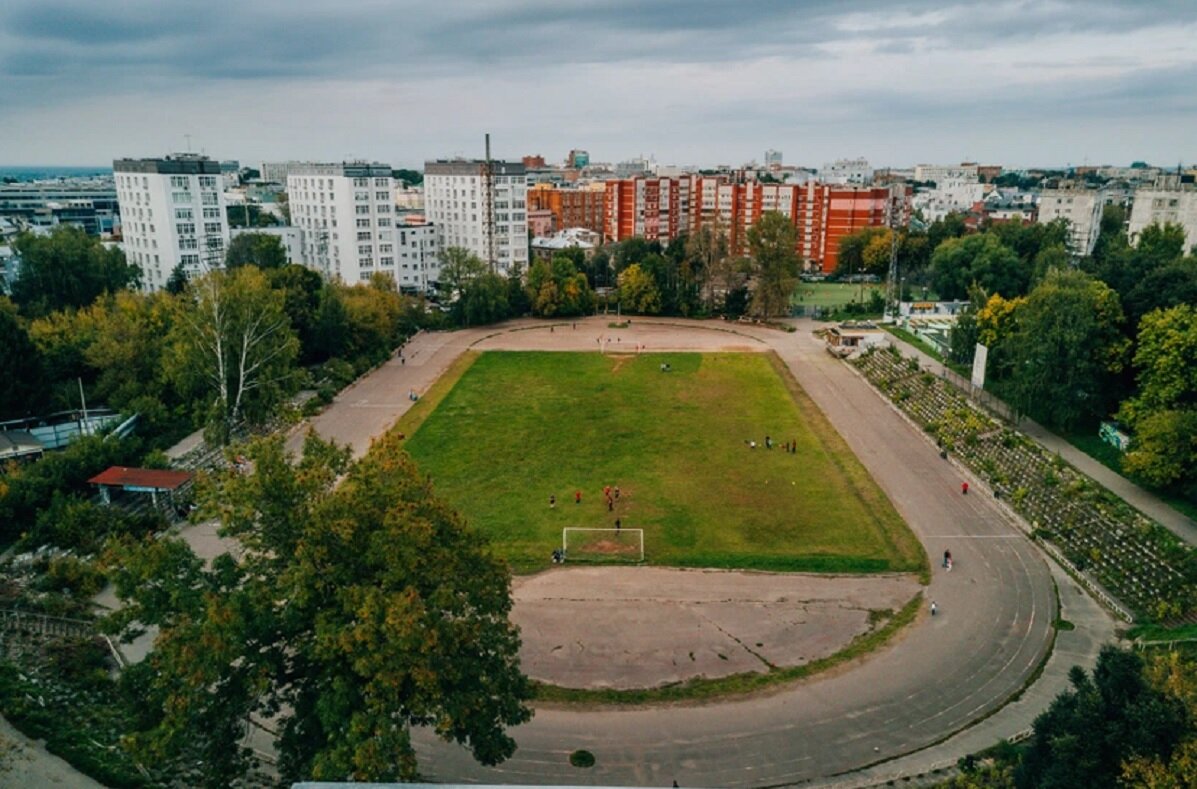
[1,0,1195,169]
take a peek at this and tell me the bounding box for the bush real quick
[25,493,164,553]
[37,555,106,597]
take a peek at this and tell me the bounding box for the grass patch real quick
[1127,622,1197,642]
[387,350,479,440]
[792,282,883,308]
[533,592,922,705]
[402,350,924,575]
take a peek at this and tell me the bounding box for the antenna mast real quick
[483,133,497,272]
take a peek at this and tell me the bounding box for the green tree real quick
[164,262,189,295]
[225,203,280,228]
[685,216,731,312]
[460,271,511,326]
[104,432,532,785]
[10,226,141,317]
[927,212,968,252]
[617,263,662,314]
[437,246,488,304]
[526,256,593,317]
[1118,304,1197,488]
[747,211,800,318]
[1016,647,1186,789]
[166,267,299,441]
[1123,258,1197,329]
[930,233,1026,301]
[268,264,326,364]
[225,232,287,270]
[0,298,46,420]
[1001,269,1128,430]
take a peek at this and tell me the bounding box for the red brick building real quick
[603,175,909,273]
[528,184,606,235]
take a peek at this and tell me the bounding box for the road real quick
[288,317,1090,786]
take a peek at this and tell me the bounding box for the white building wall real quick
[1129,189,1197,254]
[114,158,229,292]
[424,161,527,275]
[1038,189,1104,256]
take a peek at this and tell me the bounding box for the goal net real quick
[562,528,644,563]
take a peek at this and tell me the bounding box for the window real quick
[176,223,196,235]
[179,237,198,250]
[381,256,393,266]
[172,192,191,204]
[357,245,372,255]
[375,191,389,201]
[375,178,389,187]
[356,218,370,228]
[181,254,200,266]
[379,244,393,253]
[175,208,193,220]
[204,222,222,234]
[355,191,369,202]
[376,204,390,213]
[198,176,217,189]
[353,177,369,187]
[356,206,370,215]
[203,207,221,219]
[356,231,371,241]
[201,192,218,205]
[170,176,190,189]
[377,217,392,227]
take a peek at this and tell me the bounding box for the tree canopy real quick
[226,232,287,270]
[104,431,532,785]
[747,211,800,318]
[10,226,141,317]
[930,233,1027,301]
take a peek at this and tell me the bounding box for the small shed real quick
[88,466,195,507]
[826,322,888,357]
[0,430,44,462]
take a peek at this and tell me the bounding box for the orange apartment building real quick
[527,184,606,235]
[603,177,692,243]
[614,175,910,273]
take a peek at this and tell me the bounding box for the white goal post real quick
[561,528,645,563]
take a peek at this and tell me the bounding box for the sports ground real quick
[397,350,924,575]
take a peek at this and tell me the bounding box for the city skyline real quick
[1,0,1195,168]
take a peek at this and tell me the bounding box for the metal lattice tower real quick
[482,133,497,272]
[883,187,902,322]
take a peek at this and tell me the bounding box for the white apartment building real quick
[912,179,988,222]
[113,154,230,292]
[287,162,440,289]
[1129,188,1197,254]
[424,159,528,274]
[819,158,873,185]
[260,161,309,185]
[1037,188,1105,256]
[913,164,980,184]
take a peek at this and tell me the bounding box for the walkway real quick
[882,331,1197,546]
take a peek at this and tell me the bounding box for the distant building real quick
[913,163,980,184]
[819,158,873,186]
[764,149,783,169]
[113,154,230,291]
[259,161,308,185]
[1129,187,1197,254]
[1037,188,1105,256]
[424,159,528,274]
[912,178,988,222]
[287,162,439,286]
[567,149,590,169]
[522,155,547,169]
[0,179,119,235]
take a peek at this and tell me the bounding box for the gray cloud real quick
[0,0,1194,166]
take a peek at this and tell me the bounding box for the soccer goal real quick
[562,528,644,563]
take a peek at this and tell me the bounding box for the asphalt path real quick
[391,319,1057,786]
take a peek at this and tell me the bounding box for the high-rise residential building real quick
[287,161,441,287]
[691,178,909,273]
[604,176,693,243]
[527,184,606,235]
[113,154,229,292]
[424,159,528,274]
[1129,186,1197,254]
[913,163,980,184]
[1037,188,1106,256]
[764,149,783,169]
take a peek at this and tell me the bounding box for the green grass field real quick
[398,351,924,574]
[791,282,883,308]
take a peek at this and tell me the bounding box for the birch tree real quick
[168,267,299,442]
